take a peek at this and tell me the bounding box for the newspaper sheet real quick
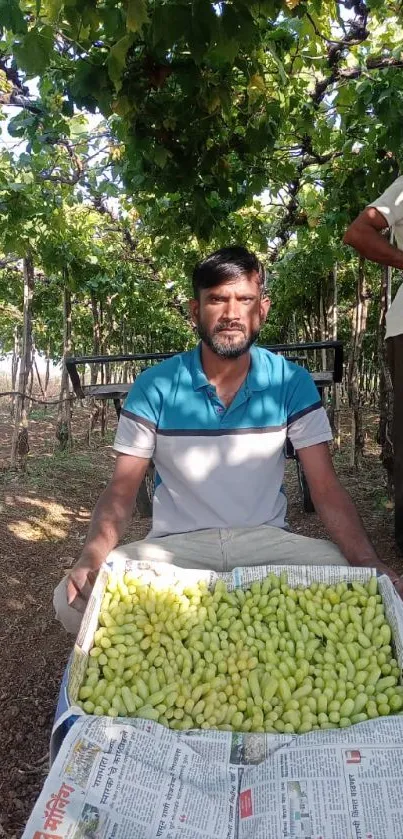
[23,714,403,839]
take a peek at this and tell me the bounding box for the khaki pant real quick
[54,525,348,634]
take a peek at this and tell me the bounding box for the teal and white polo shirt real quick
[114,345,332,537]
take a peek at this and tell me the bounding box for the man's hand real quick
[375,560,403,598]
[66,559,99,613]
[63,453,151,615]
[393,577,403,599]
[375,562,403,600]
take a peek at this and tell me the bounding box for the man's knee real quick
[230,526,349,568]
[280,533,349,566]
[53,576,83,635]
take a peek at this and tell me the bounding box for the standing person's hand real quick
[66,558,99,614]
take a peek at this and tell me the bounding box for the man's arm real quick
[343,206,403,269]
[298,442,403,594]
[67,453,150,611]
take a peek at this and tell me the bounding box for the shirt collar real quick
[190,344,210,390]
[248,345,270,391]
[190,343,269,392]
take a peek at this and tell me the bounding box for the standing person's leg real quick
[224,525,349,570]
[54,529,224,634]
[390,334,403,553]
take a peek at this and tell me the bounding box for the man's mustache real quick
[213,323,246,335]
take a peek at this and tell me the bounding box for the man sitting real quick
[55,246,400,633]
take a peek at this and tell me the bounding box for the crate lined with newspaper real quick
[61,558,403,740]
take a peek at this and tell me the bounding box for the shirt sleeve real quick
[286,365,332,450]
[114,372,161,458]
[367,176,403,228]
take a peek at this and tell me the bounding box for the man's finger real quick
[394,578,403,599]
[79,577,94,602]
[87,568,99,588]
[66,575,80,605]
[66,573,88,605]
[70,593,88,614]
[66,567,98,608]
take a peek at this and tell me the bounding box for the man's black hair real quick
[192,246,266,299]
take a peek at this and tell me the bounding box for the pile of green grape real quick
[77,570,403,734]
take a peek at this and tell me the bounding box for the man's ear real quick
[260,296,271,323]
[188,298,199,325]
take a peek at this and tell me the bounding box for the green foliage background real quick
[0,0,402,362]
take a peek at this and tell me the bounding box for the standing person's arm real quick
[67,454,150,610]
[343,207,403,267]
[343,176,403,267]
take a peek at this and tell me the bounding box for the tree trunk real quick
[302,316,313,343]
[122,319,131,381]
[378,264,394,498]
[10,325,21,417]
[10,256,34,469]
[56,278,73,451]
[104,298,114,387]
[99,299,107,437]
[318,283,328,413]
[33,349,45,401]
[88,293,101,444]
[319,286,327,372]
[328,265,341,450]
[27,356,34,409]
[43,348,50,413]
[347,257,369,468]
[362,357,367,396]
[90,292,100,385]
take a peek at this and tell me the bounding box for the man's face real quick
[189,273,270,359]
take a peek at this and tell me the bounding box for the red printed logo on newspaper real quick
[345,750,362,765]
[34,782,75,838]
[33,834,63,839]
[239,789,253,818]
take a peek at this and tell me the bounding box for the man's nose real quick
[221,300,240,321]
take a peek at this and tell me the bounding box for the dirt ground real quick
[0,402,401,837]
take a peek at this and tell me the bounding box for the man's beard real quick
[196,319,261,359]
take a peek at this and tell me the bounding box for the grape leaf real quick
[126,0,148,33]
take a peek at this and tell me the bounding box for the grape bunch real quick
[78,571,403,734]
